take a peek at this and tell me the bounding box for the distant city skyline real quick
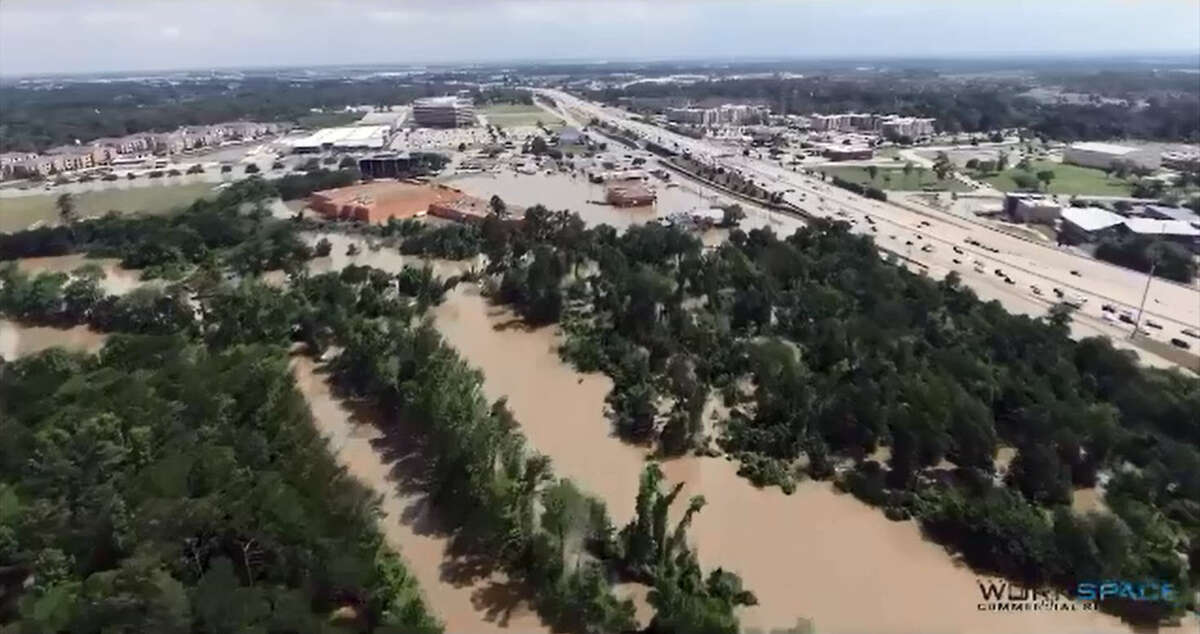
[2,0,1199,76]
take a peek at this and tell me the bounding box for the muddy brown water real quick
[444,171,795,235]
[0,319,108,360]
[290,356,550,633]
[16,254,153,296]
[432,285,1189,634]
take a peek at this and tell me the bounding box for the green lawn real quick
[480,103,565,129]
[294,111,362,129]
[818,166,971,192]
[0,182,215,232]
[981,161,1133,196]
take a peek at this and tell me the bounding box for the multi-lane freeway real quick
[538,89,1200,371]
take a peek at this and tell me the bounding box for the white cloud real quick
[160,25,182,39]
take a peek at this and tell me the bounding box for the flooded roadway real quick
[432,284,1186,634]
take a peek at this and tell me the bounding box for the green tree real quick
[55,193,77,226]
[1036,169,1056,191]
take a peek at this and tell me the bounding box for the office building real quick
[412,97,476,128]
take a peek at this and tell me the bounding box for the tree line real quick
[589,73,1200,142]
[0,78,465,153]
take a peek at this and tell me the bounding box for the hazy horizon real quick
[2,0,1199,77]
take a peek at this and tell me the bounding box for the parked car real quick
[1101,304,1116,313]
[1171,338,1192,350]
[1070,270,1081,277]
[1146,320,1163,330]
[1182,329,1199,339]
[1031,286,1042,295]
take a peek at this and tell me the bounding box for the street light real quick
[1129,220,1166,340]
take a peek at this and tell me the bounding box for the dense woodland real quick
[589,72,1200,141]
[0,78,457,152]
[0,180,753,633]
[392,205,1200,624]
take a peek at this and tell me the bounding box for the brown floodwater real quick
[17,254,151,295]
[0,319,107,360]
[444,171,794,234]
[301,231,474,279]
[289,356,550,634]
[432,285,1191,634]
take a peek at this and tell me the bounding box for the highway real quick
[538,89,1200,370]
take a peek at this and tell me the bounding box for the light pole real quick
[1130,222,1165,340]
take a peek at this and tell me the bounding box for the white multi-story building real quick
[1064,142,1160,171]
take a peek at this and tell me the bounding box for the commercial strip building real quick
[1059,206,1199,250]
[411,97,476,128]
[1063,142,1161,171]
[290,126,391,153]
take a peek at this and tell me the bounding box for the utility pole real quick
[1130,230,1162,340]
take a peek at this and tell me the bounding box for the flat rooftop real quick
[1068,141,1140,155]
[311,181,464,223]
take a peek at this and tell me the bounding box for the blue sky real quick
[2,0,1198,75]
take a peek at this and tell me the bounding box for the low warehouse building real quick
[606,180,657,207]
[1121,218,1200,252]
[823,146,874,161]
[1063,142,1160,171]
[1006,194,1061,224]
[1059,206,1126,243]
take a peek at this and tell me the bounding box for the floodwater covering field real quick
[443,170,789,232]
[432,285,1186,634]
[0,319,107,360]
[16,253,155,295]
[0,180,217,232]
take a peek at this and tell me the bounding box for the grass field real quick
[0,182,215,233]
[294,111,362,129]
[981,161,1133,196]
[818,166,972,192]
[480,103,565,129]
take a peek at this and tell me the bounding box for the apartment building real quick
[809,113,935,138]
[666,104,768,127]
